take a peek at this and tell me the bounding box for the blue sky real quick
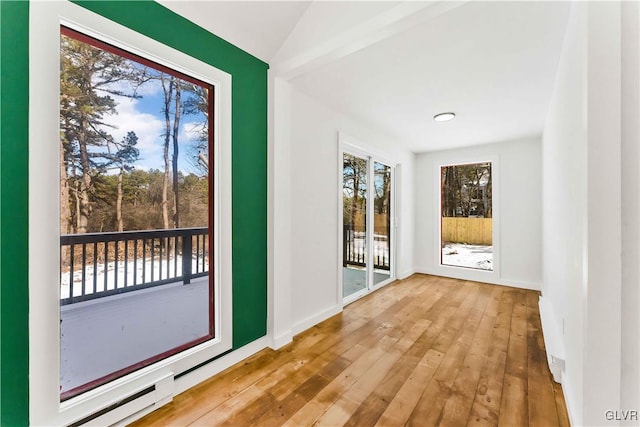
[100,70,208,176]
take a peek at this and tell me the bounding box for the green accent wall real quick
[1,2,30,425]
[0,1,268,424]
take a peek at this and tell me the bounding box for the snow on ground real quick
[60,255,208,299]
[442,243,493,270]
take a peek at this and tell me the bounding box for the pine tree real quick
[60,33,147,233]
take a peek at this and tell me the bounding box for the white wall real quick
[542,1,640,425]
[541,2,588,423]
[621,1,640,421]
[414,138,542,290]
[273,79,415,334]
[583,2,622,424]
[268,75,295,348]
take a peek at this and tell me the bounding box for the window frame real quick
[29,2,232,425]
[434,155,501,283]
[58,25,217,401]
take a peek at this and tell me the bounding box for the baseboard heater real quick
[538,296,566,383]
[68,374,174,426]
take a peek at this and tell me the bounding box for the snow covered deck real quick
[60,276,210,398]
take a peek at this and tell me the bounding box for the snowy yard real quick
[442,243,493,270]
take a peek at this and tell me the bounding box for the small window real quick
[440,162,493,271]
[59,26,214,400]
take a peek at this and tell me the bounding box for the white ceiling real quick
[159,1,571,153]
[158,1,312,62]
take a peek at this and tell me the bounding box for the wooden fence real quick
[441,217,492,245]
[349,213,390,235]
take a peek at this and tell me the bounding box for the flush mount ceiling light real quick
[434,112,456,122]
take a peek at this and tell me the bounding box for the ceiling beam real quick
[272,1,469,81]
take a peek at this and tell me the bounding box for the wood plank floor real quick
[131,274,570,427]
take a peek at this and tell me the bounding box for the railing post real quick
[182,232,192,285]
[343,224,348,267]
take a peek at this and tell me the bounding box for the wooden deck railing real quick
[60,227,208,305]
[343,224,390,271]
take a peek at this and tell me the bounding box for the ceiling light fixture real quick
[434,112,455,122]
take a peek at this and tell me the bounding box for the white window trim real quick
[29,2,232,425]
[338,132,397,307]
[433,155,501,283]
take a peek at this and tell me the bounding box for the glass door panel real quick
[342,153,368,298]
[373,162,392,286]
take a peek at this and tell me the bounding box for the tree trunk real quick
[60,141,71,265]
[77,116,92,233]
[161,75,173,230]
[60,142,71,235]
[486,164,492,218]
[351,168,359,228]
[443,166,457,217]
[172,83,181,228]
[116,168,124,232]
[74,180,81,233]
[198,152,209,169]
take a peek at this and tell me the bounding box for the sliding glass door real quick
[342,149,394,303]
[342,153,369,298]
[372,162,392,286]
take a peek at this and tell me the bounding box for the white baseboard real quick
[413,267,541,291]
[501,279,541,291]
[121,337,269,425]
[292,305,342,336]
[174,336,269,394]
[270,330,293,350]
[412,267,435,276]
[398,269,416,280]
[561,371,579,427]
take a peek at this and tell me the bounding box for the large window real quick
[31,3,233,423]
[440,162,493,271]
[59,27,214,400]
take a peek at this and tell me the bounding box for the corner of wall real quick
[398,269,416,280]
[291,305,343,337]
[270,331,294,350]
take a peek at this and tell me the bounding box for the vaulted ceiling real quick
[158,1,571,152]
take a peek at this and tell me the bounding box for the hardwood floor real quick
[130,274,570,427]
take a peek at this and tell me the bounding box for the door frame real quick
[338,133,397,306]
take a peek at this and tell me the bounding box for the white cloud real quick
[100,95,165,170]
[99,90,208,173]
[135,78,163,97]
[181,121,205,142]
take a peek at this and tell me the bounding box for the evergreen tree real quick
[60,33,147,233]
